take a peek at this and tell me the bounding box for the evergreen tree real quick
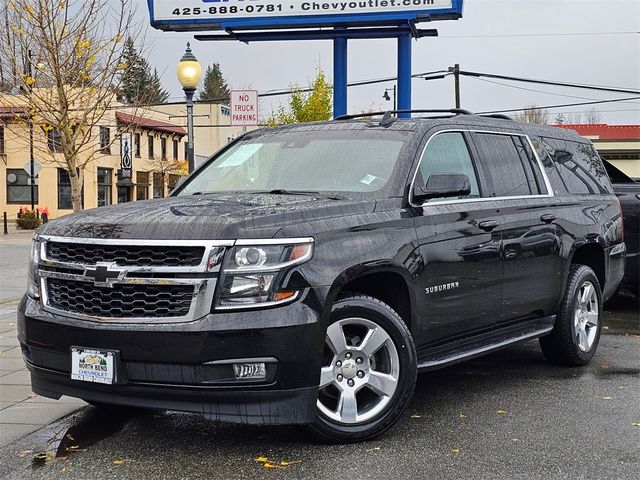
[198,63,230,102]
[118,39,169,104]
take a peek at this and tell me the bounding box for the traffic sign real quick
[230,90,259,126]
[23,160,42,177]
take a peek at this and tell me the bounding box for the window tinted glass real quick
[417,132,480,200]
[542,138,611,194]
[474,133,531,197]
[530,137,565,195]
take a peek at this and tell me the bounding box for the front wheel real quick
[540,264,603,366]
[309,295,417,443]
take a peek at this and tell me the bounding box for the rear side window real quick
[542,138,612,194]
[472,133,533,197]
[416,132,480,200]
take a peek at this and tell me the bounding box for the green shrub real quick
[16,210,41,230]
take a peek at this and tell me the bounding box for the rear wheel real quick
[309,295,416,443]
[540,265,603,366]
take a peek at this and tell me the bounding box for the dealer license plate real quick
[70,348,116,384]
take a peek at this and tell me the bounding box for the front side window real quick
[6,168,38,204]
[416,132,480,202]
[147,135,154,158]
[97,168,112,207]
[0,125,5,154]
[134,133,141,158]
[173,139,179,160]
[136,171,149,201]
[473,133,532,197]
[161,138,167,160]
[179,129,409,197]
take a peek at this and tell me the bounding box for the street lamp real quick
[177,43,202,174]
[382,85,397,111]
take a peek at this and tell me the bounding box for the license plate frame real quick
[70,347,118,385]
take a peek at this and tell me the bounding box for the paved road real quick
[0,293,637,480]
[0,232,32,303]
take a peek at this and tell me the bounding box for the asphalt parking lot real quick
[0,291,637,480]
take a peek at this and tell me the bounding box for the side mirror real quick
[413,173,471,203]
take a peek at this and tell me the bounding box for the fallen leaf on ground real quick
[60,466,69,473]
[263,463,286,469]
[366,447,381,452]
[632,422,640,428]
[17,450,33,458]
[600,363,611,369]
[32,451,55,465]
[626,333,640,338]
[280,461,301,467]
[410,414,422,418]
[602,326,609,330]
[255,456,271,463]
[601,396,612,400]
[112,459,124,465]
[458,413,467,420]
[65,434,75,441]
[451,448,461,454]
[27,394,37,399]
[496,409,508,414]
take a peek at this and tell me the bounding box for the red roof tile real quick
[554,124,640,141]
[0,106,28,120]
[116,112,186,136]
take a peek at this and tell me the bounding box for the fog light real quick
[233,362,266,380]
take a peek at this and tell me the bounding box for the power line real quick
[438,31,639,39]
[476,96,640,115]
[458,69,640,95]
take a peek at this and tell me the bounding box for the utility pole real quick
[453,63,461,109]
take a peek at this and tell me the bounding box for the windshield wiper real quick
[258,189,348,200]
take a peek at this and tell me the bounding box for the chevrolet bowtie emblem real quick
[83,262,126,288]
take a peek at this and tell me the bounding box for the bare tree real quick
[515,105,550,124]
[584,107,602,124]
[148,154,188,197]
[0,0,139,212]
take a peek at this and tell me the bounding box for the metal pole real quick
[397,35,412,118]
[453,63,461,109]
[333,30,348,118]
[393,84,397,111]
[27,49,35,211]
[3,212,7,235]
[185,88,195,173]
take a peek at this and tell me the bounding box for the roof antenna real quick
[379,111,396,127]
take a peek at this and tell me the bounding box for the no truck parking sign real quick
[230,90,259,126]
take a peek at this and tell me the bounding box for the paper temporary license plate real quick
[70,348,116,384]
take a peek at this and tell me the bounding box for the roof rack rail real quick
[334,108,474,121]
[482,114,514,121]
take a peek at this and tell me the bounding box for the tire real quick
[309,295,417,443]
[540,265,603,366]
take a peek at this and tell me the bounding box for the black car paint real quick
[18,116,625,425]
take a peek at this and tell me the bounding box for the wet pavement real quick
[0,294,637,480]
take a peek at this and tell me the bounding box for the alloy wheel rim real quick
[317,317,400,424]
[573,280,599,352]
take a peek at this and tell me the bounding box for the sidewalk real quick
[0,234,86,446]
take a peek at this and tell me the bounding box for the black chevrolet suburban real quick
[18,110,626,442]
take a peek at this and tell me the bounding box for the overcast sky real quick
[138,0,639,124]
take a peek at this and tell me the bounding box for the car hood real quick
[38,193,377,240]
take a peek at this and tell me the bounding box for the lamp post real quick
[177,43,202,174]
[382,85,397,111]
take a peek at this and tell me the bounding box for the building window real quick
[168,174,181,194]
[147,135,154,158]
[0,125,5,154]
[97,168,113,207]
[173,139,179,160]
[58,168,83,210]
[6,168,38,204]
[136,171,149,201]
[161,137,167,160]
[48,129,63,153]
[99,126,111,154]
[134,133,141,158]
[153,172,164,198]
[184,142,188,162]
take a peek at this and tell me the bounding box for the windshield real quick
[178,129,410,197]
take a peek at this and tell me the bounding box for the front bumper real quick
[17,288,328,425]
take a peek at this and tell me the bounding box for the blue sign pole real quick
[397,34,412,119]
[333,31,348,118]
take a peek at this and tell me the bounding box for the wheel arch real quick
[568,242,606,290]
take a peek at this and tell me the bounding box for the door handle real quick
[478,220,499,232]
[540,214,557,224]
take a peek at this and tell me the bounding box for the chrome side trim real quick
[408,128,555,208]
[235,237,315,246]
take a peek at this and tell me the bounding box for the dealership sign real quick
[148,0,463,30]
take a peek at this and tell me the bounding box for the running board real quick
[417,320,555,372]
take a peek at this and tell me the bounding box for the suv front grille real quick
[47,242,205,267]
[47,279,194,318]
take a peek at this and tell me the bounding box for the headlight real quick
[27,236,41,299]
[215,239,313,309]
